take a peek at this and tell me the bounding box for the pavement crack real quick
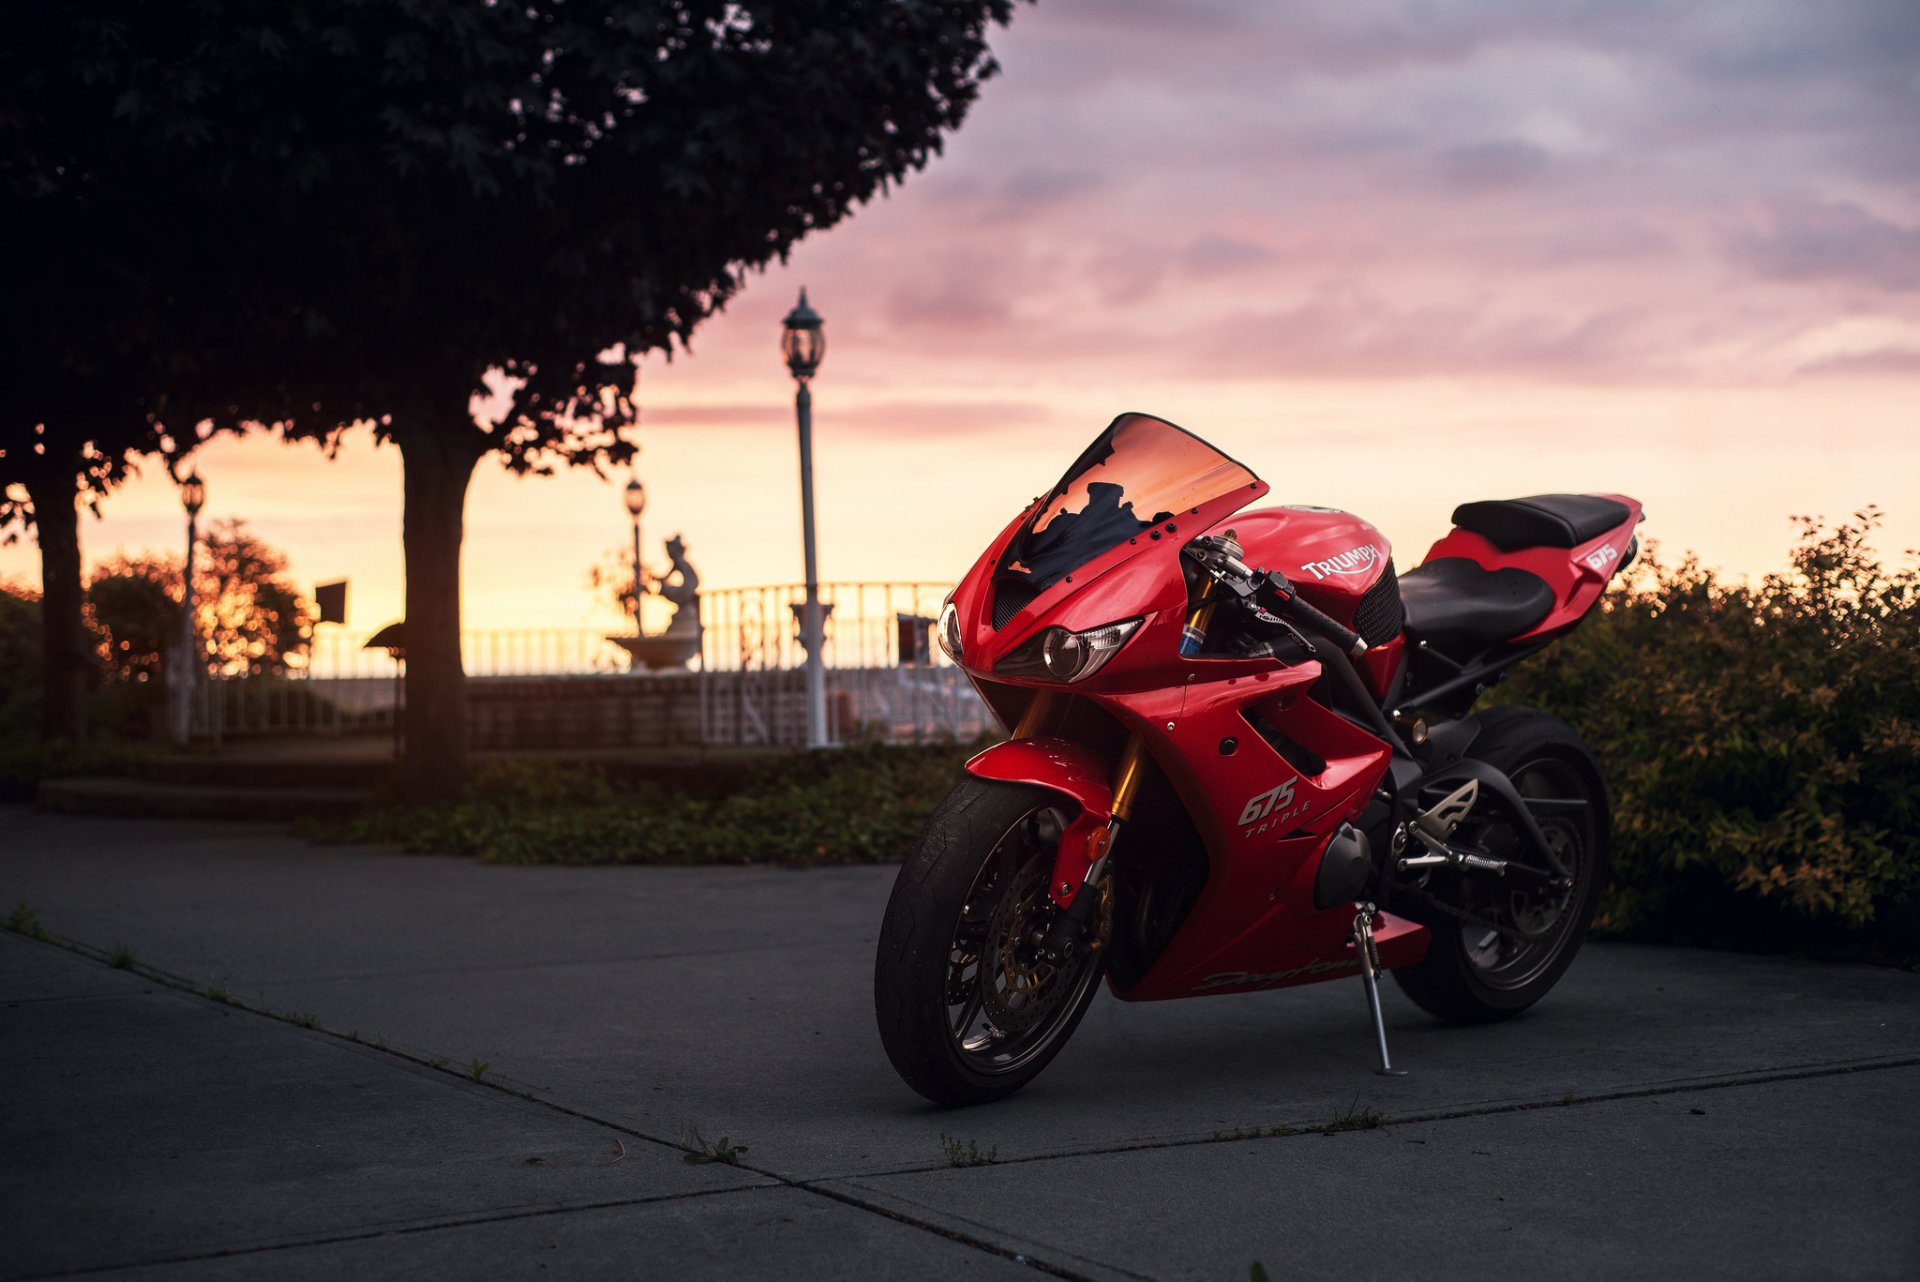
[829,1054,1920,1178]
[8,1185,766,1281]
[236,938,822,988]
[2,990,157,1007]
[794,1181,1120,1282]
[1380,1056,1920,1131]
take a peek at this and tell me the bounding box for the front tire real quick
[1392,706,1611,1024]
[874,778,1107,1106]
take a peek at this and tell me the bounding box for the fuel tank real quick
[1228,505,1392,619]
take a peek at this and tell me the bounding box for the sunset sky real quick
[5,0,1916,638]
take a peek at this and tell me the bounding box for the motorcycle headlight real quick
[995,618,1141,684]
[937,600,964,663]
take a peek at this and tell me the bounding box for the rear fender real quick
[965,737,1114,907]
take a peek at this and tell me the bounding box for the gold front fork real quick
[1180,526,1237,659]
[1014,694,1146,822]
[1073,735,1147,905]
[1182,581,1219,658]
[1108,736,1148,822]
[1015,694,1145,916]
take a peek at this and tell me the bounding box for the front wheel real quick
[874,778,1108,1106]
[1391,706,1611,1023]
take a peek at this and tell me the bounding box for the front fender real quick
[966,736,1115,907]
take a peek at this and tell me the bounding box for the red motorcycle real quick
[874,412,1643,1105]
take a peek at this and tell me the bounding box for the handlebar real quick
[1267,580,1368,660]
[1182,536,1368,661]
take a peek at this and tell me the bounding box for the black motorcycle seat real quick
[1451,494,1630,552]
[1399,557,1555,644]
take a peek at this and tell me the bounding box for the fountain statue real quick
[611,534,703,671]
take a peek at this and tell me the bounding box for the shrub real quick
[0,580,41,732]
[1503,509,1919,958]
[304,741,987,867]
[0,740,148,803]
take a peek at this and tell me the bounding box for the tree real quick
[2,5,292,742]
[0,428,165,742]
[87,520,313,682]
[7,1,1026,795]
[85,555,175,684]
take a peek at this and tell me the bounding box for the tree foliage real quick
[87,520,313,681]
[9,0,1025,456]
[1504,509,1919,955]
[84,556,175,683]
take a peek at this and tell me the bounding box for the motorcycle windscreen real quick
[1000,413,1260,593]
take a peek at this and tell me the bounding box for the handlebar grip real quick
[1282,591,1368,659]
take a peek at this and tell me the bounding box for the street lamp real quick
[624,476,646,634]
[783,288,829,748]
[169,471,207,747]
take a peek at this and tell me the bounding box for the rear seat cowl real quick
[1450,494,1631,552]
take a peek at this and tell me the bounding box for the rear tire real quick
[1392,706,1611,1024]
[874,777,1107,1107]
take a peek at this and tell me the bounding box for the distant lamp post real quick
[169,471,207,747]
[783,288,830,748]
[624,476,647,634]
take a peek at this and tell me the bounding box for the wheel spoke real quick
[950,983,984,1041]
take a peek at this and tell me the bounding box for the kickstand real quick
[1353,903,1408,1077]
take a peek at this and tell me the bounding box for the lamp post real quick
[169,471,207,747]
[624,477,647,635]
[782,288,829,748]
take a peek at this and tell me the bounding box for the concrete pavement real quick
[3,805,1916,1280]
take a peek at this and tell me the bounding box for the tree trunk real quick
[397,426,485,800]
[24,469,88,743]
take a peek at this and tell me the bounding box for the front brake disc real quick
[981,863,1065,1034]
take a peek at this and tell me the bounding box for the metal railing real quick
[189,582,993,746]
[294,582,958,678]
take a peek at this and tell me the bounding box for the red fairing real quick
[954,466,1429,998]
[1422,493,1643,642]
[948,479,1271,689]
[1088,669,1428,1000]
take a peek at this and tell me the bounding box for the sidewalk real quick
[3,805,1916,1280]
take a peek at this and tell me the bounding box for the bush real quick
[0,739,149,803]
[302,741,986,867]
[1503,509,1919,959]
[0,580,42,733]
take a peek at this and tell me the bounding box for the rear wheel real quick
[1392,706,1610,1023]
[874,778,1109,1106]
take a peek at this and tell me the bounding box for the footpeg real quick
[1352,903,1408,1077]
